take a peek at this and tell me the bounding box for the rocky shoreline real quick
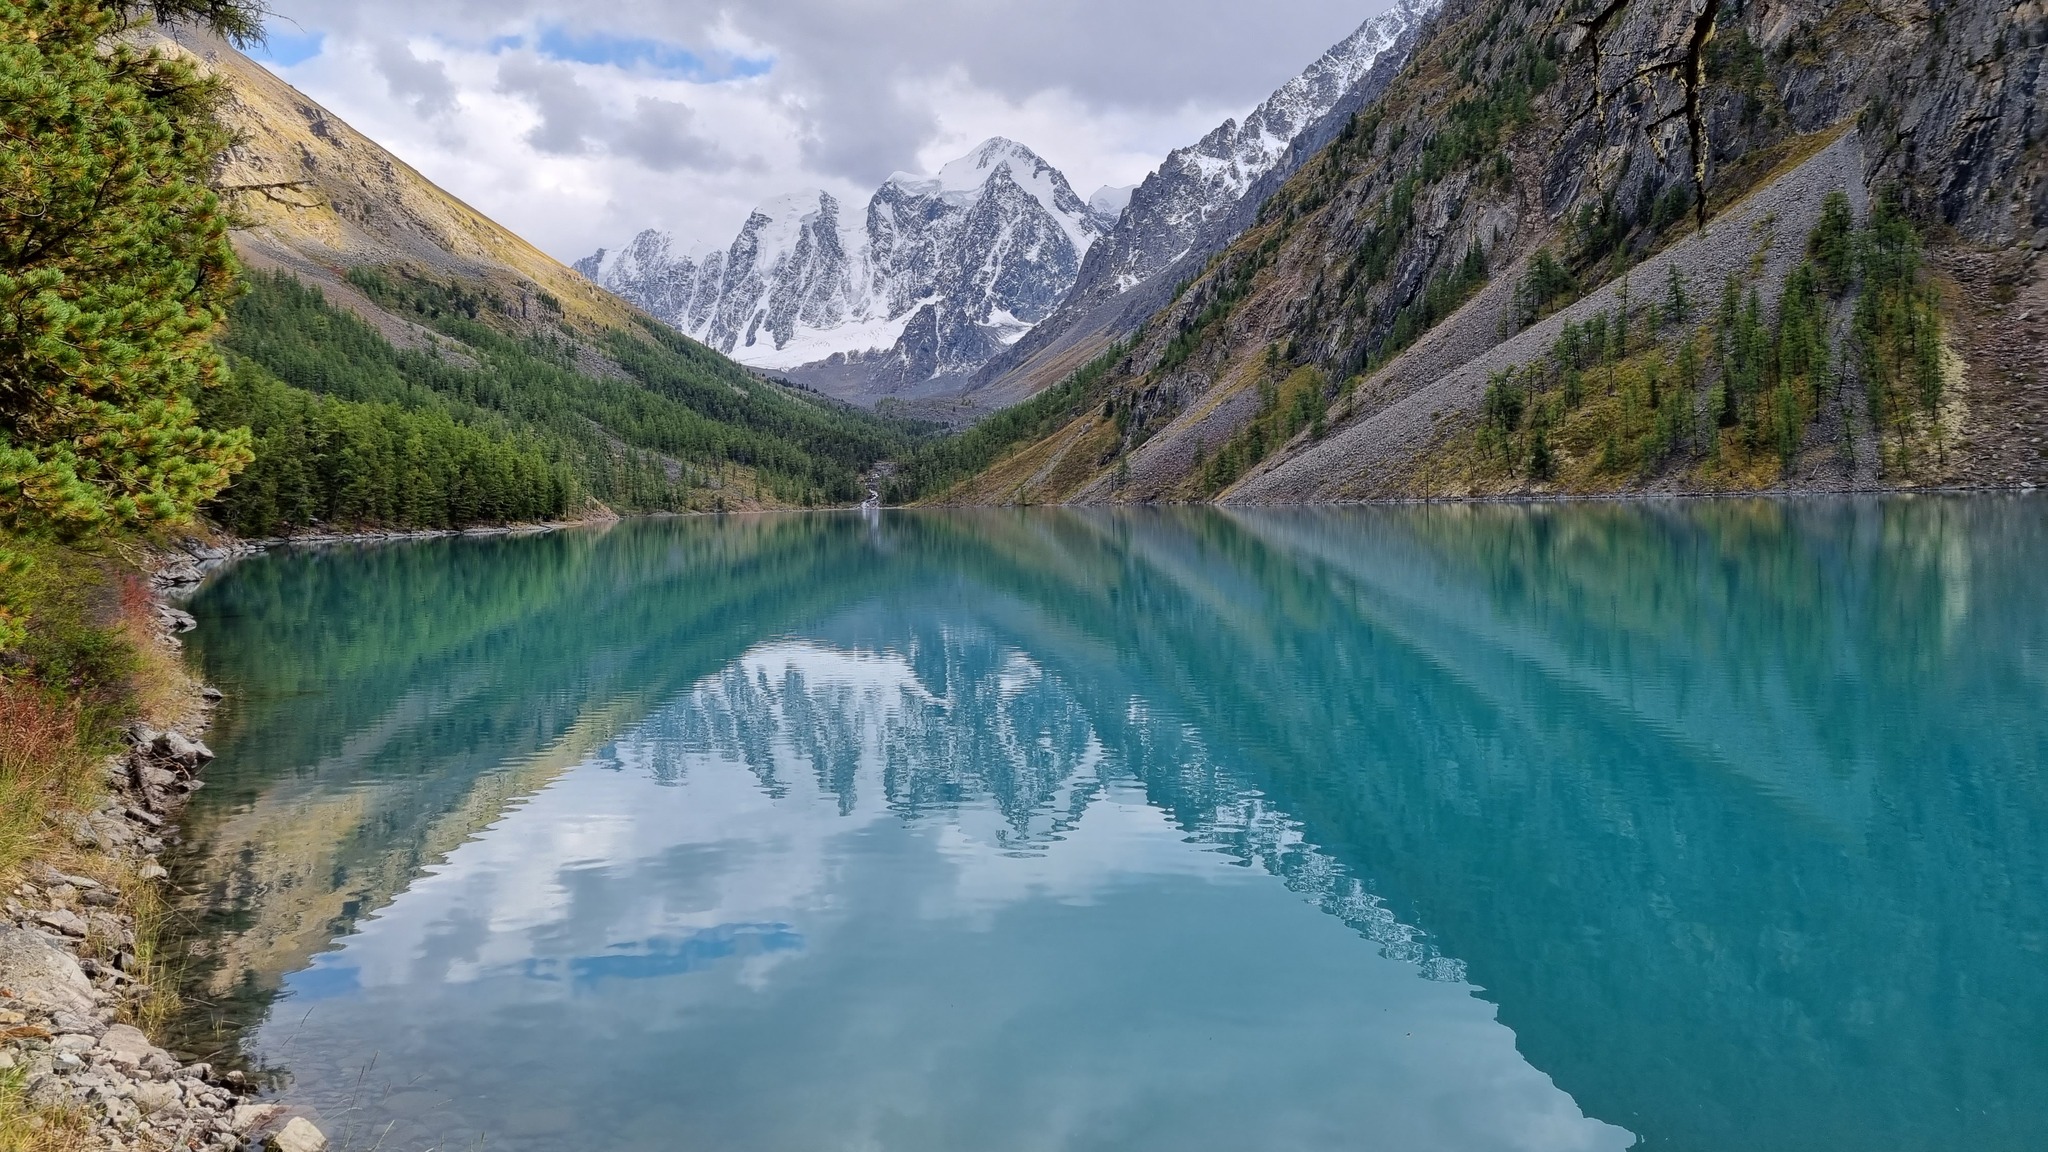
[1,545,327,1152]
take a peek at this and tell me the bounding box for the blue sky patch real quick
[250,27,325,68]
[530,25,772,83]
[283,958,361,1002]
[519,923,804,989]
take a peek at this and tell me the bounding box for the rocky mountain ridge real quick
[584,3,1438,411]
[577,138,1104,394]
[954,0,1438,415]
[932,0,2046,505]
[1078,0,1441,302]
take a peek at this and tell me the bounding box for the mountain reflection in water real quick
[171,499,2048,1152]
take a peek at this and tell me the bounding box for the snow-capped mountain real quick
[1085,0,1438,299]
[577,138,1102,381]
[959,0,1438,411]
[1087,185,1137,232]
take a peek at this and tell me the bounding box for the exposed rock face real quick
[956,0,1438,414]
[585,6,1438,408]
[1083,0,1439,301]
[578,139,1102,389]
[940,0,2046,505]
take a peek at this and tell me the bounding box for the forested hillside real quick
[139,22,921,533]
[203,270,916,534]
[921,0,2044,505]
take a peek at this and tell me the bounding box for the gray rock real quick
[136,863,168,882]
[133,1079,181,1114]
[97,1023,159,1068]
[230,1103,286,1134]
[101,1092,143,1129]
[52,1032,98,1053]
[154,731,214,767]
[0,926,97,1014]
[33,865,97,890]
[126,723,164,748]
[27,1072,72,1108]
[70,816,104,850]
[49,1010,104,1037]
[34,908,87,937]
[266,1116,329,1152]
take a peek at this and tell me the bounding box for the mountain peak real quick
[585,137,1101,384]
[886,137,1050,200]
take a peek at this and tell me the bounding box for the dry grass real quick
[116,873,183,1035]
[0,685,103,881]
[0,1065,95,1152]
[111,574,187,730]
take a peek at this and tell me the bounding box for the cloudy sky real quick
[247,0,1397,263]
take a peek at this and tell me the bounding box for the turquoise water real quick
[172,499,2048,1151]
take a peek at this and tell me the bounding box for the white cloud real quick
[250,1,1401,261]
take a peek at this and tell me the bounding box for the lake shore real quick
[0,543,328,1152]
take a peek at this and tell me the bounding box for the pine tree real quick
[1666,263,1690,324]
[0,0,253,537]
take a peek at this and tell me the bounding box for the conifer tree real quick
[1,0,254,537]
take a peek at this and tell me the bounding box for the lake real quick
[169,499,2048,1151]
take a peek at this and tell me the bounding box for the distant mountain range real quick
[577,138,1103,390]
[579,0,1437,408]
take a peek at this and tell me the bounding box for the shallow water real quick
[171,499,2048,1151]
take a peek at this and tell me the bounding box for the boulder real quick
[0,926,97,1014]
[229,1103,285,1134]
[154,730,214,767]
[267,1117,329,1152]
[97,1023,160,1068]
[49,1010,104,1037]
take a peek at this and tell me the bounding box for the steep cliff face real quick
[1086,0,1441,299]
[940,0,2046,505]
[956,0,1439,415]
